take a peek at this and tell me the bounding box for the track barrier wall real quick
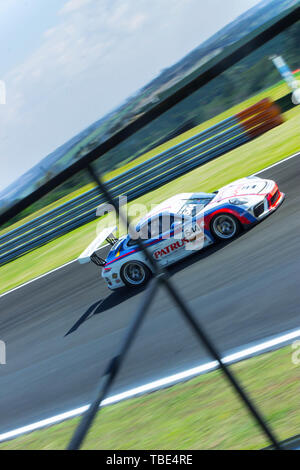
[0,97,283,266]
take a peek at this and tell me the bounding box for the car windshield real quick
[178,196,215,216]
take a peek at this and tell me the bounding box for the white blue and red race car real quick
[78,176,284,290]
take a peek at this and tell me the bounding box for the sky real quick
[0,0,263,191]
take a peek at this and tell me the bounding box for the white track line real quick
[253,150,300,176]
[1,149,300,300]
[0,244,109,299]
[0,327,299,443]
[0,259,77,299]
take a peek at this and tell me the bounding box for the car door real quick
[147,212,204,265]
[138,213,186,266]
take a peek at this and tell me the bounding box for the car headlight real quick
[229,198,248,205]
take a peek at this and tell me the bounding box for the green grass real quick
[1,104,299,295]
[0,77,295,237]
[1,345,298,450]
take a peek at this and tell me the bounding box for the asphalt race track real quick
[0,156,300,435]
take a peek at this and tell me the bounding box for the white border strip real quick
[0,259,77,299]
[0,327,299,443]
[253,150,300,176]
[1,150,300,300]
[0,244,109,299]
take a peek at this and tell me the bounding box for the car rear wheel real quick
[121,261,151,287]
[211,213,240,241]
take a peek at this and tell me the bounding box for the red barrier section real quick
[235,97,283,140]
[246,115,284,139]
[240,105,281,132]
[235,98,273,121]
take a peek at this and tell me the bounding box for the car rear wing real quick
[77,226,118,266]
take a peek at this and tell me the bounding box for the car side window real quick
[128,214,176,244]
[127,237,138,247]
[148,214,175,238]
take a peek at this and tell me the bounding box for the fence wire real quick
[1,6,298,451]
[67,163,282,450]
[0,6,298,227]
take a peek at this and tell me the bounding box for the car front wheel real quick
[210,213,240,241]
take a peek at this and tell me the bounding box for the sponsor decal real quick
[153,238,191,259]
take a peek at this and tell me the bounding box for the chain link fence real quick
[0,5,299,450]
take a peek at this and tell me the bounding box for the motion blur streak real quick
[1,151,299,299]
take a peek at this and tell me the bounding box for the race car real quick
[78,175,284,290]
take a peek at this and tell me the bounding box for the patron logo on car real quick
[153,237,200,259]
[153,239,187,259]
